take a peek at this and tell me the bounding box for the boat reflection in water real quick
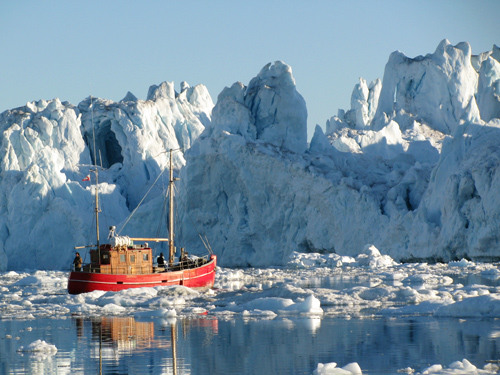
[75,315,219,374]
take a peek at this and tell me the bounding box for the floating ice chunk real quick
[435,294,500,318]
[481,268,500,281]
[381,300,454,316]
[421,364,443,374]
[357,286,391,301]
[287,251,354,268]
[314,362,338,375]
[448,359,477,371]
[398,367,415,374]
[313,361,363,374]
[418,358,498,374]
[101,303,126,315]
[228,294,323,316]
[448,259,472,267]
[355,245,396,268]
[287,295,323,315]
[403,274,454,289]
[95,287,159,309]
[242,297,294,312]
[12,275,41,286]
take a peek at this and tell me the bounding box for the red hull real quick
[68,255,216,294]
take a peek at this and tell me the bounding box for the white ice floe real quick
[235,294,323,316]
[313,361,362,375]
[417,358,499,374]
[355,244,397,268]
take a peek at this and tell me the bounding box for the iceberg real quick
[0,40,499,271]
[179,41,500,266]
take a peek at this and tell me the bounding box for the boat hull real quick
[68,255,216,294]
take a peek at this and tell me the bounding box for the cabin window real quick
[130,254,136,263]
[100,253,110,264]
[120,254,126,263]
[143,253,149,261]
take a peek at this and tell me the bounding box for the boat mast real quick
[168,149,176,265]
[94,167,100,250]
[90,96,101,255]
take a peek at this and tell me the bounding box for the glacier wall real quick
[0,40,499,271]
[178,41,500,266]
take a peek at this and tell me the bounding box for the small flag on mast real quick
[82,175,90,182]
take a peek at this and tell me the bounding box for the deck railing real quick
[157,254,211,272]
[72,254,211,274]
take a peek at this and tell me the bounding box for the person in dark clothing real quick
[157,253,165,268]
[73,252,82,272]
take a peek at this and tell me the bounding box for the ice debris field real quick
[2,247,500,374]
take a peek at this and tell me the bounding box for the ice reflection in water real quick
[1,314,498,375]
[299,274,380,289]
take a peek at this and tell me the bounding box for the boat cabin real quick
[88,240,153,275]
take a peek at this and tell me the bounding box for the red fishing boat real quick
[68,149,216,294]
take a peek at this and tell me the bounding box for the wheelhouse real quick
[88,243,153,275]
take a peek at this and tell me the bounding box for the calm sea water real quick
[1,315,498,374]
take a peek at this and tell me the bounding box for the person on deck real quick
[157,253,165,268]
[73,252,82,272]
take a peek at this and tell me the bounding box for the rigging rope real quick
[117,167,167,235]
[155,185,169,238]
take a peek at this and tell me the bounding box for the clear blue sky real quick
[1,1,498,138]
